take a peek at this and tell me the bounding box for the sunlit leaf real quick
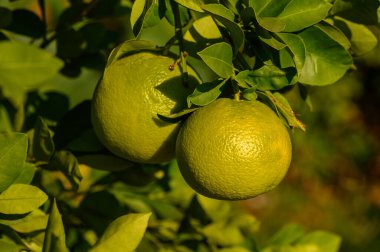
[158,108,199,123]
[250,0,332,32]
[187,79,227,106]
[198,42,234,78]
[0,184,48,214]
[91,213,151,252]
[296,231,341,252]
[0,132,28,192]
[277,26,352,85]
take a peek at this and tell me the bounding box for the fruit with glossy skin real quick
[91,52,199,163]
[176,98,292,200]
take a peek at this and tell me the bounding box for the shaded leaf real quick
[187,79,227,106]
[48,150,82,190]
[0,41,63,89]
[78,154,135,172]
[42,199,69,252]
[315,21,351,50]
[331,0,380,25]
[250,0,332,32]
[131,0,161,37]
[333,17,378,55]
[158,108,199,123]
[0,184,48,214]
[0,7,12,28]
[0,133,28,192]
[202,4,245,53]
[198,42,234,78]
[277,26,352,85]
[91,213,151,252]
[56,28,86,58]
[164,0,190,26]
[242,88,258,101]
[32,117,55,162]
[5,9,44,38]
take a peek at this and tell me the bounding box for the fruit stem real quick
[170,0,189,87]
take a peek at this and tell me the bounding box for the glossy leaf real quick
[0,184,48,214]
[184,16,221,42]
[202,4,245,53]
[91,213,151,252]
[198,42,234,78]
[42,199,69,252]
[0,133,28,192]
[235,65,291,91]
[333,17,378,55]
[187,79,227,106]
[250,0,332,32]
[315,21,351,50]
[277,26,352,85]
[0,41,63,89]
[106,39,157,67]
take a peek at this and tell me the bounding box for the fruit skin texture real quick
[91,52,199,164]
[176,98,292,200]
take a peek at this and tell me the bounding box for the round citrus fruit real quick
[91,52,199,163]
[176,98,292,200]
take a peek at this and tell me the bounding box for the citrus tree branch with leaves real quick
[0,0,379,251]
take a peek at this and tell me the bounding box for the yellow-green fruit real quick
[91,52,199,163]
[176,98,292,200]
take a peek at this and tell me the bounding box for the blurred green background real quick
[1,0,379,251]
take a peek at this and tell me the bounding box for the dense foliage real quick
[0,0,379,251]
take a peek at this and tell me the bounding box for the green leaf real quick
[331,0,380,25]
[187,79,227,106]
[198,42,234,78]
[315,21,351,50]
[257,28,286,50]
[277,26,352,85]
[266,223,306,246]
[242,88,258,101]
[202,221,245,246]
[0,7,12,28]
[0,184,48,214]
[0,132,28,192]
[91,212,151,252]
[333,17,378,55]
[0,41,63,89]
[295,231,341,252]
[0,239,27,252]
[48,150,82,190]
[106,39,157,67]
[32,117,55,162]
[130,0,161,37]
[164,0,190,26]
[260,91,306,131]
[13,162,36,185]
[42,199,69,252]
[235,65,291,91]
[250,0,332,32]
[78,154,135,172]
[0,104,12,133]
[202,4,245,53]
[184,15,222,42]
[5,9,44,38]
[0,209,48,233]
[175,0,217,12]
[157,108,199,123]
